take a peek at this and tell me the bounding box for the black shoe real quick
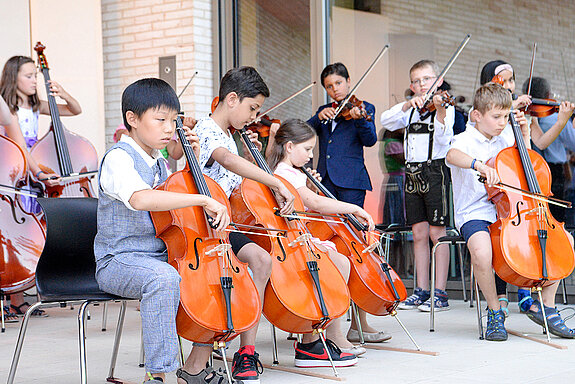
[485,309,507,341]
[231,345,263,384]
[294,338,357,368]
[526,300,575,339]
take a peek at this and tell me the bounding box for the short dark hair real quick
[523,77,550,99]
[320,63,349,87]
[218,66,270,101]
[121,78,180,131]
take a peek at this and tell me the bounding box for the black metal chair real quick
[7,198,129,384]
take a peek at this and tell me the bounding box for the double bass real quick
[151,117,260,348]
[31,42,97,198]
[0,135,45,302]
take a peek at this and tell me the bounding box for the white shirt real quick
[196,117,243,197]
[274,162,307,189]
[99,135,169,211]
[380,102,454,162]
[446,124,515,230]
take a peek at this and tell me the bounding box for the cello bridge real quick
[206,243,232,256]
[288,233,312,247]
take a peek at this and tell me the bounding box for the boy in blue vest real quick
[94,78,234,384]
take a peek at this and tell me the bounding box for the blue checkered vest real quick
[94,142,168,272]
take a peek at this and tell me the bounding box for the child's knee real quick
[149,266,181,291]
[251,248,272,278]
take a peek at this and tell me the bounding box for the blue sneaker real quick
[398,287,430,310]
[485,308,508,341]
[418,288,450,312]
[518,288,534,313]
[526,300,575,339]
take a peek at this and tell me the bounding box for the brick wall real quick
[101,0,213,147]
[380,0,575,105]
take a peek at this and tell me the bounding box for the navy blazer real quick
[307,101,377,191]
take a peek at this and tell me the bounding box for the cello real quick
[31,42,97,198]
[0,135,45,313]
[300,167,407,317]
[228,126,350,365]
[150,117,260,351]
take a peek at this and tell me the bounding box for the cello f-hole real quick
[350,241,363,264]
[2,195,25,224]
[276,237,287,262]
[511,201,524,226]
[79,185,93,197]
[190,237,202,270]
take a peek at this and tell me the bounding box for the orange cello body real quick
[32,42,97,198]
[229,176,350,333]
[486,145,575,288]
[0,135,46,294]
[306,216,407,316]
[151,166,260,343]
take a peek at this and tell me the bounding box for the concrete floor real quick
[2,299,575,384]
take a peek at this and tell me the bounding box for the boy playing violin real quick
[192,66,295,384]
[94,78,234,384]
[446,82,575,341]
[380,60,454,312]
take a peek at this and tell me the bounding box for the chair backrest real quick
[36,198,102,300]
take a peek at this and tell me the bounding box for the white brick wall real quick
[101,0,213,148]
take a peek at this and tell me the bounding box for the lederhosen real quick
[403,109,450,226]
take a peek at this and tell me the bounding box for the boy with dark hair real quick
[95,78,233,384]
[447,82,575,341]
[380,59,454,312]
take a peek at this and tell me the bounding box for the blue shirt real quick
[538,114,575,164]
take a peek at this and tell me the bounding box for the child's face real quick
[127,106,178,156]
[496,69,515,93]
[17,62,37,97]
[409,65,438,97]
[474,107,510,139]
[323,74,350,103]
[228,94,265,130]
[286,137,316,168]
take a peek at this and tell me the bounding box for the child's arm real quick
[264,122,280,159]
[381,102,409,132]
[39,80,82,116]
[513,110,531,149]
[446,148,499,186]
[531,101,575,150]
[166,123,199,160]
[211,147,295,214]
[129,189,230,230]
[296,184,375,231]
[353,103,377,147]
[0,96,11,126]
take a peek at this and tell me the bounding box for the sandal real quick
[10,302,48,318]
[525,300,575,339]
[176,367,238,384]
[2,306,19,323]
[498,298,509,318]
[517,288,534,313]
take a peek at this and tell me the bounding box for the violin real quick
[0,135,45,295]
[210,96,279,137]
[332,95,373,122]
[151,117,260,344]
[228,127,350,334]
[31,42,97,198]
[485,110,575,288]
[301,167,407,316]
[417,90,456,116]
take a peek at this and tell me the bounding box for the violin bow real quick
[525,43,537,97]
[328,44,390,120]
[177,71,198,99]
[421,34,471,107]
[246,82,316,126]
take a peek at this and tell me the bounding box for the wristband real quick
[35,171,44,179]
[470,159,477,170]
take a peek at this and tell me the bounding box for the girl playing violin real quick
[269,118,392,362]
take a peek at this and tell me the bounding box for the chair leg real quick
[430,242,439,332]
[458,244,467,302]
[469,260,475,308]
[139,328,145,367]
[101,302,108,331]
[78,301,92,384]
[107,301,127,379]
[7,302,44,384]
[561,279,568,305]
[270,324,279,365]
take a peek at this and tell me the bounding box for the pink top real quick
[274,162,336,252]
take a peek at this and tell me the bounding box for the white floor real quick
[2,300,575,384]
